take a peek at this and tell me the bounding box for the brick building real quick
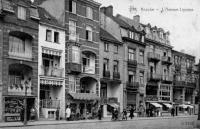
[172,50,196,115]
[0,0,39,121]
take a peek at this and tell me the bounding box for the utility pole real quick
[24,81,28,126]
[198,59,200,120]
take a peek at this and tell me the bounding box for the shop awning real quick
[163,103,172,108]
[187,105,193,108]
[179,104,188,109]
[150,102,162,108]
[107,103,119,108]
[69,93,100,100]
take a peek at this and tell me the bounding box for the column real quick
[103,104,107,117]
[170,84,173,102]
[182,88,185,103]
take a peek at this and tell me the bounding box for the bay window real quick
[72,46,80,63]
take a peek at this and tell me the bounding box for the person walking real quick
[129,106,134,119]
[98,107,102,120]
[66,105,71,121]
[56,107,60,120]
[171,107,175,117]
[122,109,127,120]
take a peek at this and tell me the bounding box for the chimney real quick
[100,5,113,16]
[133,15,140,24]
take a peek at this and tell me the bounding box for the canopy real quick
[179,104,188,109]
[69,93,100,100]
[150,102,162,108]
[163,103,172,108]
[107,103,119,108]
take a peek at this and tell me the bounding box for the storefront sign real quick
[107,97,118,103]
[145,95,158,101]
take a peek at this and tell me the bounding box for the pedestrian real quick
[171,107,175,117]
[122,109,127,120]
[66,105,71,121]
[76,106,80,120]
[129,106,134,119]
[98,107,102,120]
[20,107,24,122]
[56,107,60,120]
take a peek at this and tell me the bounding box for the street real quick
[3,116,197,129]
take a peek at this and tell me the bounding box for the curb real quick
[0,115,197,128]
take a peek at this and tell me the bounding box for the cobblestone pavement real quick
[2,116,197,129]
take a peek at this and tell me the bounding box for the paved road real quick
[4,116,197,129]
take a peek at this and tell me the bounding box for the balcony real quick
[40,99,60,109]
[161,75,173,83]
[147,73,161,81]
[2,0,14,13]
[162,56,172,65]
[186,82,196,88]
[145,95,158,101]
[148,52,160,62]
[82,65,95,74]
[126,82,139,90]
[103,70,110,78]
[113,72,120,80]
[41,66,63,78]
[173,81,186,87]
[8,51,32,60]
[128,60,137,67]
[186,66,193,74]
[175,64,181,72]
[66,62,81,74]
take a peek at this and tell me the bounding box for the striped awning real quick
[150,102,162,108]
[40,79,63,86]
[42,47,62,56]
[69,93,100,100]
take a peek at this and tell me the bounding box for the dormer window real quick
[18,6,26,20]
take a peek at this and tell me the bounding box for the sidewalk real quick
[0,115,197,128]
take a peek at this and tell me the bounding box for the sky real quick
[96,0,200,63]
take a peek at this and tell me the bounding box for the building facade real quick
[99,28,124,117]
[0,0,39,121]
[172,50,196,115]
[38,7,65,119]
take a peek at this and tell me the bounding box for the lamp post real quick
[24,80,28,126]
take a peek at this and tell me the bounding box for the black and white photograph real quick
[0,0,199,128]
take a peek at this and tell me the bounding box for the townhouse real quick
[38,7,65,119]
[0,0,39,121]
[172,50,196,115]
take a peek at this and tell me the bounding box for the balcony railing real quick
[148,52,160,62]
[145,95,158,101]
[161,75,173,82]
[173,81,186,87]
[162,56,172,65]
[66,62,81,74]
[103,70,110,78]
[2,0,14,13]
[40,99,60,109]
[186,66,193,73]
[41,66,63,77]
[8,51,32,60]
[126,81,139,89]
[82,65,95,74]
[186,82,196,88]
[113,72,120,80]
[147,73,161,81]
[128,60,137,67]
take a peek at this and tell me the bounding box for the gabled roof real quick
[38,7,63,28]
[100,28,122,44]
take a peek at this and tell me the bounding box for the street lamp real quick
[24,80,29,126]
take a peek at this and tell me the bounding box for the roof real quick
[38,7,63,28]
[68,93,100,100]
[100,28,122,44]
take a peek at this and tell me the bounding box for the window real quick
[86,7,93,19]
[160,85,171,101]
[139,71,144,84]
[69,76,76,93]
[72,46,80,63]
[129,31,134,39]
[139,50,144,64]
[128,48,135,61]
[104,42,109,52]
[103,58,109,71]
[135,33,140,41]
[114,45,118,53]
[128,71,136,83]
[18,6,26,20]
[46,29,52,42]
[86,26,92,41]
[113,60,118,73]
[69,20,76,41]
[69,0,76,14]
[54,32,59,43]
